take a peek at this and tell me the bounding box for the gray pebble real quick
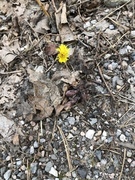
[32,178,38,180]
[45,162,53,172]
[95,150,102,161]
[4,170,12,180]
[40,138,45,143]
[30,162,38,174]
[77,166,87,179]
[91,20,97,24]
[109,24,115,30]
[39,157,46,162]
[67,117,75,125]
[6,156,11,161]
[16,160,22,166]
[131,30,135,37]
[33,141,39,148]
[108,62,118,70]
[89,118,97,125]
[50,154,57,160]
[121,61,128,69]
[30,146,34,154]
[107,165,115,174]
[0,167,6,176]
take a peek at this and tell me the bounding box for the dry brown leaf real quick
[0,35,20,64]
[0,114,15,142]
[34,17,50,33]
[52,70,80,86]
[27,68,62,120]
[12,133,20,145]
[55,3,74,43]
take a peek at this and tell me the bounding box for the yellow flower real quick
[56,44,69,63]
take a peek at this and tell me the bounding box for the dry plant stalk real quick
[57,125,73,172]
[118,148,126,180]
[35,0,50,17]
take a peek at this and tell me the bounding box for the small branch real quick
[35,0,50,17]
[57,125,73,172]
[119,148,126,180]
[96,63,115,100]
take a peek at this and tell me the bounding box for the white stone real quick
[85,129,95,139]
[101,131,107,141]
[84,21,91,28]
[49,167,58,177]
[67,133,73,139]
[127,151,132,157]
[119,134,126,142]
[131,30,135,37]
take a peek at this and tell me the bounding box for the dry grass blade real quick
[118,148,126,180]
[57,125,73,172]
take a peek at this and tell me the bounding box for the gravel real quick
[0,0,135,179]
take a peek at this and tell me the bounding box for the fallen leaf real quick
[0,114,15,142]
[55,3,75,42]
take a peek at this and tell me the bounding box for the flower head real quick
[56,44,69,63]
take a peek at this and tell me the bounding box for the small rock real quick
[30,146,34,154]
[116,129,122,137]
[77,166,87,179]
[49,167,58,177]
[67,133,74,139]
[40,138,45,143]
[33,141,39,148]
[89,118,97,125]
[109,24,115,30]
[67,117,75,125]
[95,150,102,161]
[119,134,126,142]
[107,165,115,174]
[0,167,6,176]
[130,161,135,167]
[127,151,132,157]
[16,160,22,166]
[50,154,57,160]
[131,30,135,38]
[85,129,95,139]
[6,156,11,161]
[121,61,128,69]
[72,171,77,178]
[30,162,38,174]
[91,20,97,24]
[84,21,91,28]
[45,162,53,172]
[101,131,107,141]
[4,170,12,180]
[108,62,118,70]
[95,130,102,136]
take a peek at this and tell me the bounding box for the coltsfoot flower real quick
[56,44,69,63]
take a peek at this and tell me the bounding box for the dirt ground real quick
[0,0,135,180]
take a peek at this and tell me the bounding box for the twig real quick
[96,63,115,100]
[35,0,50,17]
[116,141,135,150]
[118,148,126,180]
[26,159,30,180]
[0,70,22,74]
[57,125,73,172]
